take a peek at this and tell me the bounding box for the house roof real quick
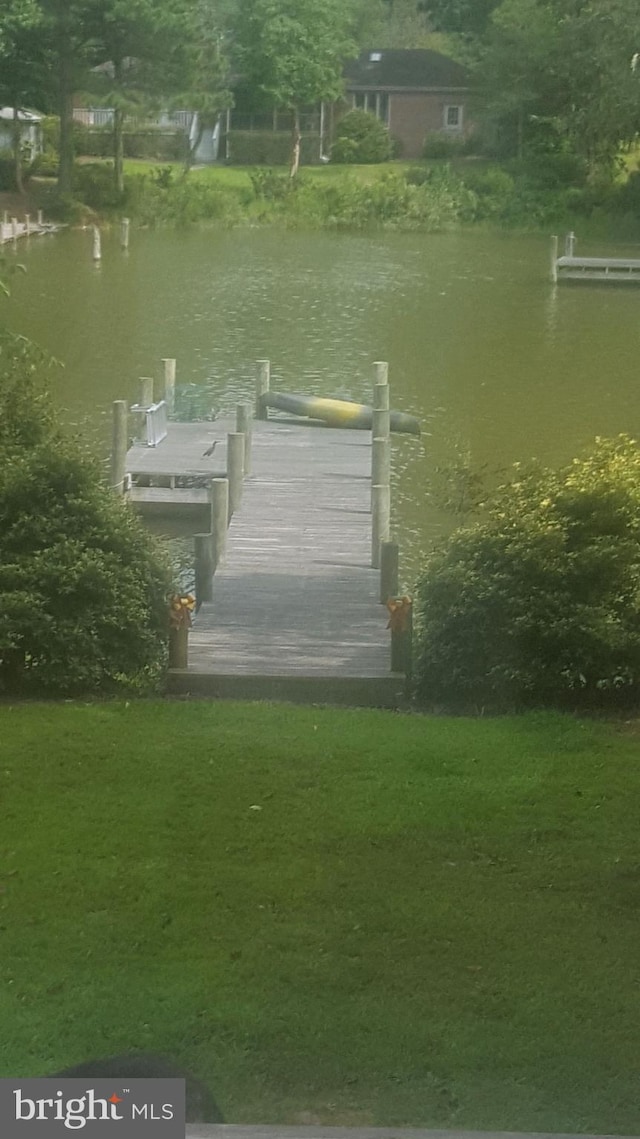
[344,49,469,91]
[0,106,43,122]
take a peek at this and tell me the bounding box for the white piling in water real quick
[24,214,31,236]
[37,209,43,227]
[92,225,101,261]
[11,217,18,241]
[139,377,154,408]
[161,358,176,415]
[121,217,130,250]
[373,360,389,386]
[565,231,576,257]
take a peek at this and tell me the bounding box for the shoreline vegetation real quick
[7,152,640,237]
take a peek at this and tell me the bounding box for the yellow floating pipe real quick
[264,392,420,435]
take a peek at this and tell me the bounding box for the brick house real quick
[340,49,475,159]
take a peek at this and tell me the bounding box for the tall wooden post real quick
[210,478,229,565]
[227,432,245,517]
[371,436,391,511]
[380,541,399,605]
[24,214,31,237]
[565,231,576,257]
[11,217,18,241]
[372,382,390,440]
[37,209,43,227]
[161,358,176,415]
[372,484,391,569]
[194,534,215,609]
[391,604,413,678]
[110,401,128,493]
[550,234,559,283]
[255,359,270,420]
[236,402,253,475]
[121,217,130,250]
[139,377,154,407]
[373,360,389,386]
[169,627,188,669]
[92,224,101,261]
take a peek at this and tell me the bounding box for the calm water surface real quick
[5,226,640,581]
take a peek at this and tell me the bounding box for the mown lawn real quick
[0,701,638,1132]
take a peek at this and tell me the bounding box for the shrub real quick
[422,132,467,160]
[73,162,125,209]
[414,437,640,712]
[331,111,393,164]
[0,330,172,696]
[226,130,319,165]
[0,150,33,191]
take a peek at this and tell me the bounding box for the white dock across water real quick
[123,394,407,707]
[551,231,640,283]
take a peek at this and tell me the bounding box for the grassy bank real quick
[1,700,638,1132]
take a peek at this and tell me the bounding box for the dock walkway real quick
[126,416,404,707]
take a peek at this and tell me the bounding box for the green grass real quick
[1,701,638,1131]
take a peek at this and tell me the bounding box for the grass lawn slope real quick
[0,701,638,1133]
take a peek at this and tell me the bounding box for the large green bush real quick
[414,437,640,712]
[0,331,172,696]
[331,110,393,164]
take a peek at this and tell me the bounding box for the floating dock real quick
[119,364,413,708]
[551,231,640,283]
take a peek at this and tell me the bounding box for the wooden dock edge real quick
[185,1127,636,1139]
[166,671,408,709]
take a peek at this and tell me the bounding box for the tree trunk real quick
[57,39,75,197]
[12,103,24,196]
[113,105,125,195]
[289,106,301,178]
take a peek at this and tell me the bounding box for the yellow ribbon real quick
[386,595,412,633]
[169,594,196,630]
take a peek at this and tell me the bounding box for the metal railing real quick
[145,401,168,447]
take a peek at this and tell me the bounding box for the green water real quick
[4,225,640,581]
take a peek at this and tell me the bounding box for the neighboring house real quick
[342,49,475,158]
[0,108,43,161]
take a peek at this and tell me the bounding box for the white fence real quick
[73,108,194,130]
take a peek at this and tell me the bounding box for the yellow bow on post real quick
[386,595,413,633]
[168,593,196,630]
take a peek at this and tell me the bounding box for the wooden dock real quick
[0,214,62,244]
[123,402,409,708]
[551,231,640,283]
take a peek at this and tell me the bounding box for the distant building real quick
[0,108,43,161]
[342,49,475,159]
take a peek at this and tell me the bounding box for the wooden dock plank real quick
[187,418,393,680]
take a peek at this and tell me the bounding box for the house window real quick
[444,104,463,131]
[351,92,389,125]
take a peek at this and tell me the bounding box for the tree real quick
[0,0,49,193]
[0,330,172,696]
[234,0,357,176]
[173,0,234,172]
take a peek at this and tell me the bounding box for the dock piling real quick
[92,225,101,261]
[139,377,154,408]
[210,478,229,566]
[371,436,391,511]
[121,217,130,251]
[380,541,399,605]
[373,360,389,386]
[372,483,391,568]
[195,534,215,609]
[372,383,390,440]
[255,359,270,421]
[161,358,176,416]
[565,231,576,257]
[236,402,253,475]
[110,400,128,493]
[550,234,559,283]
[227,432,245,517]
[37,209,43,227]
[24,214,31,237]
[11,217,18,242]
